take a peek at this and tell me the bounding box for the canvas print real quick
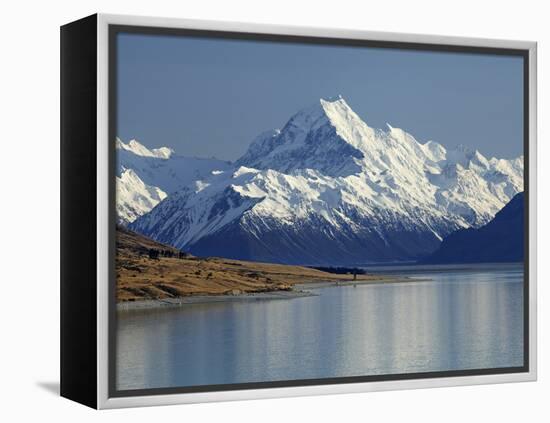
[113,31,526,393]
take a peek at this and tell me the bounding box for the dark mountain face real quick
[421,193,524,264]
[185,212,443,266]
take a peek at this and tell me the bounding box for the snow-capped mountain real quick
[129,97,523,265]
[117,168,168,224]
[117,138,175,159]
[116,138,230,224]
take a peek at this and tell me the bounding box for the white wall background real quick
[0,0,547,421]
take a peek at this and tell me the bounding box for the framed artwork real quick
[60,14,537,409]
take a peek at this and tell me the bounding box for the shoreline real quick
[117,289,316,311]
[117,276,428,311]
[293,276,429,290]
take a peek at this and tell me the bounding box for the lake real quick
[116,263,524,391]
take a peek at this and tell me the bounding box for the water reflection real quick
[116,264,524,390]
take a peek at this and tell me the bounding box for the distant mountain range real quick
[116,138,230,224]
[119,96,523,265]
[421,192,524,264]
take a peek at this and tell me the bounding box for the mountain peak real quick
[117,138,174,159]
[319,95,352,111]
[319,96,361,121]
[320,94,344,102]
[288,96,358,130]
[236,96,370,176]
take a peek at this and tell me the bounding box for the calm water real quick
[116,264,524,391]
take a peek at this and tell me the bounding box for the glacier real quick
[125,97,523,265]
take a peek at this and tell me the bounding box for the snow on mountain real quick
[116,137,175,159]
[116,169,167,225]
[422,140,447,162]
[116,138,230,224]
[130,166,458,264]
[130,97,524,264]
[237,96,522,225]
[236,96,368,177]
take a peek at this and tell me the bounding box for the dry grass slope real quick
[116,226,382,302]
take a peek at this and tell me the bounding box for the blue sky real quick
[116,32,524,161]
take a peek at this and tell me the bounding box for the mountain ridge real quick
[116,138,230,224]
[127,97,523,265]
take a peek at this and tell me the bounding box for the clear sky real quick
[116,32,524,161]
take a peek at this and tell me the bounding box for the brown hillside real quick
[116,226,381,302]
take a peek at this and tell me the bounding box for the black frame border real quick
[60,14,98,409]
[107,24,530,399]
